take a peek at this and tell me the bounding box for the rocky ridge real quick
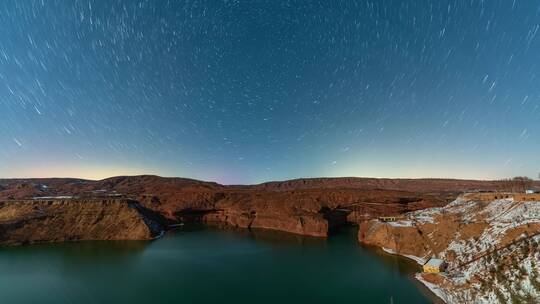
[0,175,535,243]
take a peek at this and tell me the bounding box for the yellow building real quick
[423,258,446,273]
[378,216,397,222]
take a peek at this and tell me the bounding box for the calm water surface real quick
[0,226,431,304]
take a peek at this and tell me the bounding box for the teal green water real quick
[0,226,431,304]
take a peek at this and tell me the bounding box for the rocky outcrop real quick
[0,198,164,246]
[0,175,519,240]
[203,209,329,237]
[358,221,433,258]
[190,188,449,237]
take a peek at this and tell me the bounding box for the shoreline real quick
[410,274,446,304]
[2,219,449,302]
[378,246,449,303]
[130,226,454,304]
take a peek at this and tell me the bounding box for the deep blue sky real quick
[1,0,539,183]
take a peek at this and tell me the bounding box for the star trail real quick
[0,0,539,183]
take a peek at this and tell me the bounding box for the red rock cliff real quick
[0,198,164,246]
[0,175,518,239]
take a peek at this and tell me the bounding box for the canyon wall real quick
[0,198,164,246]
[0,175,521,241]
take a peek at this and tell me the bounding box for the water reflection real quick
[0,240,147,277]
[361,244,422,276]
[0,225,431,304]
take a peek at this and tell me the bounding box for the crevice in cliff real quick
[173,208,220,223]
[319,206,352,236]
[246,211,256,229]
[129,201,167,237]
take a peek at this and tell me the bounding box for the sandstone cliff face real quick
[0,175,511,239]
[203,208,329,237]
[181,188,448,237]
[0,199,163,246]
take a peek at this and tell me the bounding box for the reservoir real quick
[0,226,431,303]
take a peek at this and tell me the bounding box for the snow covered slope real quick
[359,196,540,303]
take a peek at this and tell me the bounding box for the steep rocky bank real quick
[0,175,531,242]
[0,198,164,246]
[358,195,540,303]
[2,175,539,303]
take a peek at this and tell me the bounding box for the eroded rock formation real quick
[0,175,531,242]
[0,198,164,246]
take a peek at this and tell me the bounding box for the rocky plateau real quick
[0,175,530,244]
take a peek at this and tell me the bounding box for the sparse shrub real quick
[509,291,522,304]
[521,293,537,304]
[530,274,540,293]
[519,265,528,277]
[494,289,506,303]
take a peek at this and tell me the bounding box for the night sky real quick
[1,1,539,184]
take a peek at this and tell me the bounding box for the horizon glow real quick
[1,1,539,184]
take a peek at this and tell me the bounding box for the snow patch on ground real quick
[153,229,165,240]
[382,247,395,254]
[414,215,436,224]
[388,220,414,227]
[382,247,426,265]
[387,197,540,303]
[415,273,449,303]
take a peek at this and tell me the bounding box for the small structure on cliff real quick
[378,216,397,222]
[423,258,446,273]
[32,196,74,200]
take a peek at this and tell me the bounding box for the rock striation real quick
[0,175,532,242]
[0,198,164,246]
